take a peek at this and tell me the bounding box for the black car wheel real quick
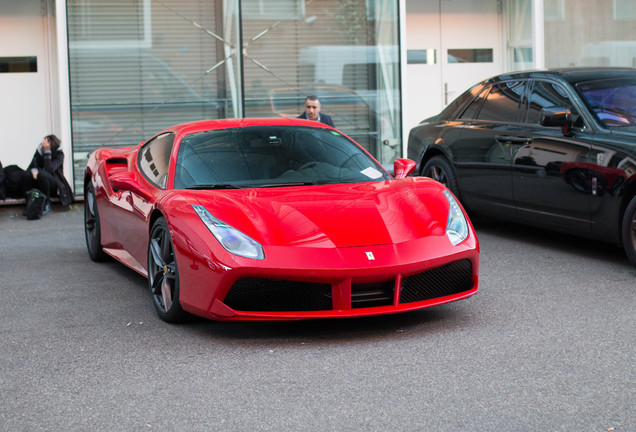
[621,195,636,266]
[148,217,186,322]
[422,156,461,198]
[84,182,108,262]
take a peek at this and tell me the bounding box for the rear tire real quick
[84,181,108,262]
[621,195,636,266]
[422,156,461,198]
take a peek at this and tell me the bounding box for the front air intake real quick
[399,260,473,304]
[223,278,332,312]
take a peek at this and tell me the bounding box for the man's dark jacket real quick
[297,112,335,127]
[28,148,73,206]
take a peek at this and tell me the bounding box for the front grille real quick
[399,259,473,304]
[223,278,332,312]
[223,260,473,313]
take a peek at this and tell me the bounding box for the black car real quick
[408,68,636,265]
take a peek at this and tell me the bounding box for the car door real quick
[451,80,528,217]
[510,79,592,232]
[118,132,175,268]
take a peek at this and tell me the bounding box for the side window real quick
[138,132,175,189]
[526,80,582,126]
[475,81,525,122]
[459,85,489,120]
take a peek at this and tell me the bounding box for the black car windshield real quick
[577,77,636,130]
[173,125,391,189]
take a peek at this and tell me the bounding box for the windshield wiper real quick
[186,184,242,190]
[261,181,318,188]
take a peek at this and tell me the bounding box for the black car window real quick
[577,77,636,130]
[474,81,524,122]
[526,80,581,126]
[458,85,489,120]
[138,132,175,189]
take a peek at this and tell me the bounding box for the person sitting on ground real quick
[18,135,73,213]
[297,95,335,127]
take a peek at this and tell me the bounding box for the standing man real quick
[297,95,335,127]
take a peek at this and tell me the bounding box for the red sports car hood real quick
[189,178,449,248]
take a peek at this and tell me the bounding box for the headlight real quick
[443,190,469,245]
[192,205,265,260]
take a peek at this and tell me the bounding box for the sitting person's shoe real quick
[42,201,52,215]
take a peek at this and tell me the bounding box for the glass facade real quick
[543,0,636,68]
[504,0,534,71]
[504,0,636,71]
[66,0,401,192]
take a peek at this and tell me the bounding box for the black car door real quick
[510,79,592,232]
[452,80,528,217]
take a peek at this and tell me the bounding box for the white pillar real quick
[54,0,74,191]
[399,0,408,159]
[533,0,545,69]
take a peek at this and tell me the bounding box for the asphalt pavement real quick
[0,202,633,431]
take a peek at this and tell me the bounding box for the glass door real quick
[240,0,401,164]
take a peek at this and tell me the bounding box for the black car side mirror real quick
[540,106,574,136]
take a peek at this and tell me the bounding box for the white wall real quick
[0,1,52,168]
[0,0,72,189]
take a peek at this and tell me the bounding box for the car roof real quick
[436,67,636,121]
[492,67,636,85]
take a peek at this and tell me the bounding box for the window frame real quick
[524,79,590,131]
[69,0,152,50]
[138,132,176,189]
[458,80,525,123]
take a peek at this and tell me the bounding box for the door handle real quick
[495,135,532,145]
[444,82,448,105]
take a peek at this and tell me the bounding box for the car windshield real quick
[173,125,391,189]
[577,77,636,130]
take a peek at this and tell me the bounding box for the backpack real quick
[25,188,47,220]
[2,164,25,199]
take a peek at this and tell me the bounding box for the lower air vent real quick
[400,259,473,304]
[223,278,332,312]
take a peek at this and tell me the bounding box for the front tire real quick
[84,181,108,262]
[422,156,461,198]
[621,195,636,266]
[148,217,186,322]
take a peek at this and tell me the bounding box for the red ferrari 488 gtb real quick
[84,118,479,322]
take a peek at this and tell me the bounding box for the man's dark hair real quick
[305,95,320,103]
[46,134,61,152]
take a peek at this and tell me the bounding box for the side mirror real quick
[393,158,417,179]
[540,106,573,136]
[109,171,153,200]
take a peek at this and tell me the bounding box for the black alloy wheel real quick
[84,181,107,261]
[422,155,461,198]
[148,217,186,322]
[621,195,636,267]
